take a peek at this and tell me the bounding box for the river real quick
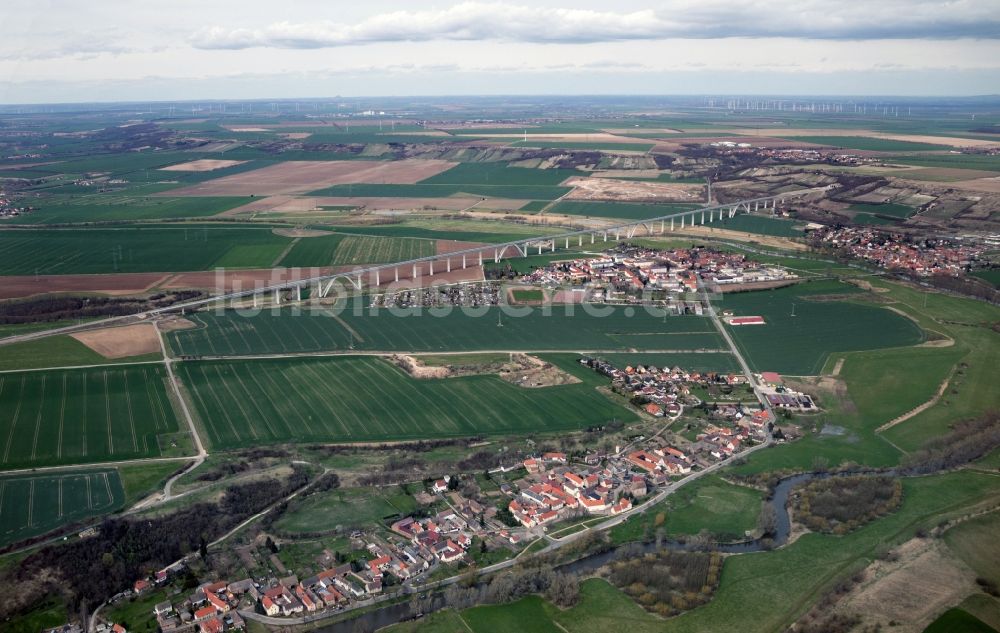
[309,471,829,632]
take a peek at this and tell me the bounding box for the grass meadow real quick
[0,226,292,275]
[308,182,572,200]
[274,485,419,533]
[0,469,124,547]
[177,355,636,448]
[168,305,726,356]
[546,200,700,221]
[0,366,179,469]
[721,280,924,375]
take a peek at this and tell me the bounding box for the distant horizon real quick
[3,92,1000,109]
[3,0,1000,104]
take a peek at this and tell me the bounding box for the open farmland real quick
[2,196,252,224]
[784,136,952,152]
[421,162,577,186]
[0,470,124,547]
[178,355,636,448]
[164,159,456,196]
[168,306,726,356]
[546,200,700,220]
[722,280,924,375]
[0,365,180,469]
[0,226,293,275]
[278,234,435,267]
[307,182,572,200]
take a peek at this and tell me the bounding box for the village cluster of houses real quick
[519,245,796,305]
[508,452,634,528]
[370,282,501,308]
[810,227,984,276]
[110,575,250,633]
[0,190,30,218]
[581,357,771,457]
[703,143,882,167]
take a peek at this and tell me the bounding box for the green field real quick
[595,352,739,372]
[786,136,952,152]
[0,226,292,275]
[177,355,637,448]
[944,510,1000,587]
[274,485,419,532]
[885,154,1000,171]
[0,470,124,546]
[0,335,156,372]
[722,280,925,375]
[972,269,1000,288]
[508,140,656,152]
[278,234,436,267]
[924,608,998,633]
[610,474,763,544]
[168,305,726,356]
[850,202,917,219]
[546,200,700,220]
[4,195,250,224]
[0,366,180,469]
[316,220,547,244]
[708,214,805,237]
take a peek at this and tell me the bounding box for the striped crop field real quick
[330,235,435,266]
[178,356,637,448]
[168,306,727,357]
[278,235,437,268]
[0,470,124,547]
[0,366,180,469]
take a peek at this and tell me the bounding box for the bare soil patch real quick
[436,240,490,254]
[163,159,456,196]
[0,272,170,300]
[225,195,525,216]
[160,159,247,172]
[281,132,312,140]
[390,353,580,388]
[830,538,978,633]
[563,176,703,203]
[156,316,197,332]
[272,228,334,238]
[163,267,335,293]
[71,323,160,359]
[945,176,1000,193]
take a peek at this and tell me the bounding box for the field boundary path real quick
[153,321,206,503]
[876,365,957,433]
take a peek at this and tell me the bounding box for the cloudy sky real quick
[2,0,999,103]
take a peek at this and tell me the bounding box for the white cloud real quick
[190,1,1000,50]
